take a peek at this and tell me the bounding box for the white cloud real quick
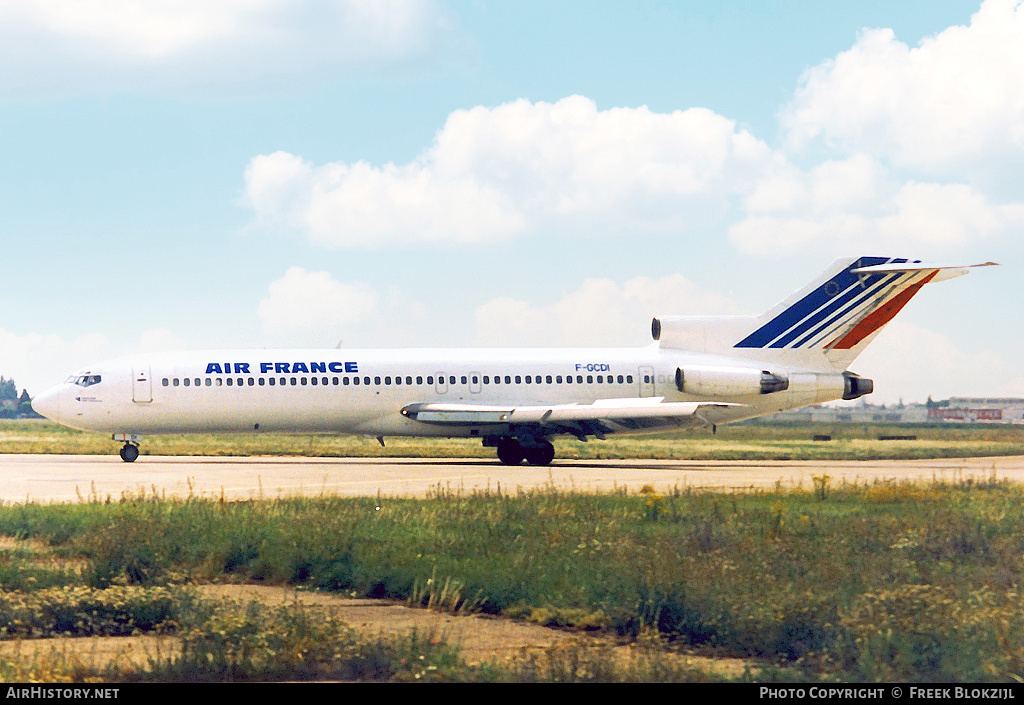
[0,0,464,95]
[245,90,1024,258]
[258,267,379,337]
[729,154,1024,256]
[0,328,109,397]
[782,0,1024,180]
[847,320,1019,404]
[473,274,739,348]
[242,96,778,248]
[0,327,204,398]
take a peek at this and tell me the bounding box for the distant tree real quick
[17,389,41,419]
[0,377,16,401]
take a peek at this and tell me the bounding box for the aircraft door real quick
[434,372,447,395]
[132,366,152,403]
[469,371,482,394]
[639,366,655,397]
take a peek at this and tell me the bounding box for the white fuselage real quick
[33,346,845,439]
[31,256,988,464]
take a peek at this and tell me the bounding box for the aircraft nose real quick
[32,386,62,422]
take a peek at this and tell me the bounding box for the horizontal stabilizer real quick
[850,261,998,274]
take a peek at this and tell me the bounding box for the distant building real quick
[759,398,1024,425]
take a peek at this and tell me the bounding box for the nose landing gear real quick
[112,433,143,463]
[118,443,139,463]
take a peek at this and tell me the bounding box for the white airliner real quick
[32,257,994,464]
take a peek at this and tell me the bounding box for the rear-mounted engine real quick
[842,372,874,400]
[675,366,789,397]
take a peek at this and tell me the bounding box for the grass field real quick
[1,479,1024,681]
[3,418,1024,461]
[2,418,1024,681]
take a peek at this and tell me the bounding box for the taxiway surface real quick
[1,453,1021,503]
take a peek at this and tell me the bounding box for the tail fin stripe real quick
[773,272,903,348]
[789,272,910,348]
[826,271,937,349]
[735,257,890,349]
[801,285,900,349]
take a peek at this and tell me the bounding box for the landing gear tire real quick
[119,443,139,463]
[523,441,555,466]
[496,438,524,465]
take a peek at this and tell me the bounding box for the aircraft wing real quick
[400,397,740,438]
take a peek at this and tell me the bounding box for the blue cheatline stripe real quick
[735,256,889,349]
[788,272,905,348]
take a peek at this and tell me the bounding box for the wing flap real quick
[401,398,741,429]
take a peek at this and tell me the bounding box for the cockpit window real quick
[73,375,102,387]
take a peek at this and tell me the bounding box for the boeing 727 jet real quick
[32,257,994,464]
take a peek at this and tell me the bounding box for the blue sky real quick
[1,0,1020,405]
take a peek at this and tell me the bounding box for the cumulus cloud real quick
[258,267,379,337]
[0,0,464,95]
[729,156,1024,256]
[848,320,1020,404]
[782,0,1024,181]
[242,96,778,248]
[473,274,739,348]
[0,328,109,397]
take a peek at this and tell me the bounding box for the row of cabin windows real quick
[161,373,637,388]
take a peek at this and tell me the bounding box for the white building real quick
[761,398,1024,425]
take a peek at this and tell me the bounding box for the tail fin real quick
[655,257,996,372]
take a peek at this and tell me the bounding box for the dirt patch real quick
[0,585,754,679]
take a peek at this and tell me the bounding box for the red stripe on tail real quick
[827,271,937,350]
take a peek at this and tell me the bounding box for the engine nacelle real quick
[652,315,758,353]
[675,366,789,397]
[842,372,874,400]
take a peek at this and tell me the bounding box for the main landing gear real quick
[495,437,555,466]
[119,443,139,463]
